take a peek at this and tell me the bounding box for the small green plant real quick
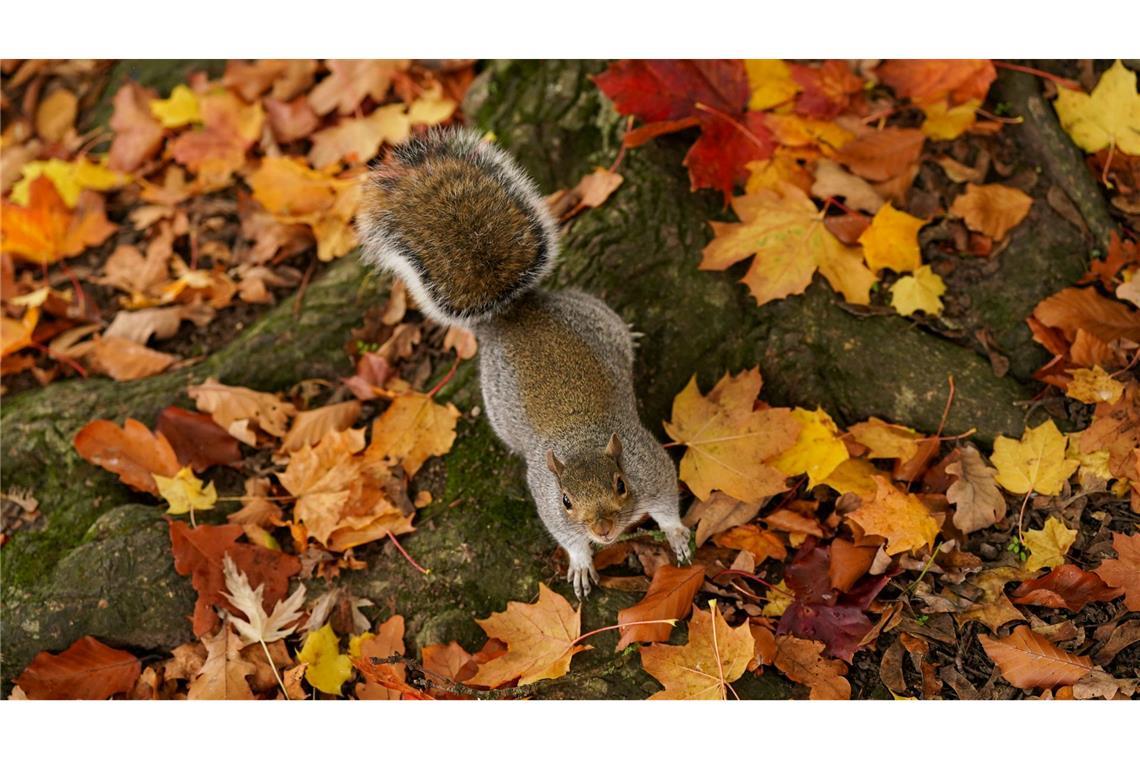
[355,339,381,354]
[994,101,1013,116]
[1006,536,1028,563]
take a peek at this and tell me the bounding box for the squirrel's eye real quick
[615,476,626,496]
[562,494,573,511]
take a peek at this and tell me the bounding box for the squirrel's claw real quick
[665,525,693,565]
[568,557,599,600]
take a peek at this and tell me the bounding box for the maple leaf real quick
[264,95,321,143]
[10,156,129,208]
[188,624,256,700]
[920,100,980,141]
[1,177,115,265]
[683,492,763,547]
[891,265,946,317]
[1094,531,1140,611]
[745,59,800,110]
[548,167,625,222]
[297,623,353,695]
[187,378,297,446]
[1010,564,1123,612]
[663,369,799,502]
[616,563,705,650]
[308,59,407,116]
[354,616,411,700]
[857,204,925,274]
[700,185,875,307]
[772,407,850,488]
[950,183,1033,241]
[761,580,794,618]
[810,158,884,214]
[979,626,1093,690]
[155,406,243,471]
[222,554,306,645]
[1023,516,1078,573]
[789,61,863,120]
[14,636,140,700]
[955,566,1027,631]
[876,60,996,106]
[946,445,1007,534]
[1033,286,1140,345]
[366,393,460,477]
[422,641,478,686]
[991,420,1078,496]
[834,127,925,182]
[154,466,218,517]
[108,81,165,172]
[848,417,922,461]
[73,417,180,495]
[848,477,938,555]
[149,84,202,128]
[246,156,360,261]
[88,335,177,381]
[280,400,363,453]
[170,89,264,190]
[713,524,787,564]
[308,104,411,169]
[772,634,850,700]
[466,583,588,688]
[1066,367,1124,405]
[641,603,754,700]
[1053,60,1140,156]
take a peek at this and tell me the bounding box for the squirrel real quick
[358,127,691,598]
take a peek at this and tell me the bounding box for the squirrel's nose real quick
[593,518,615,539]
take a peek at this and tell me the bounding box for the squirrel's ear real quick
[606,432,623,461]
[546,449,565,478]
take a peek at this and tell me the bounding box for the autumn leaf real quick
[466,583,587,688]
[246,156,360,261]
[640,603,754,700]
[1066,366,1124,405]
[857,204,925,274]
[366,393,460,477]
[14,636,141,700]
[308,104,411,169]
[788,61,863,120]
[155,406,243,471]
[615,564,705,650]
[154,466,218,517]
[149,84,202,128]
[1094,531,1140,611]
[222,554,306,645]
[35,87,78,142]
[920,100,980,140]
[663,369,799,503]
[421,641,478,686]
[771,407,849,488]
[1023,516,1078,572]
[1053,60,1140,156]
[307,59,407,116]
[683,491,763,547]
[810,158,884,214]
[950,183,1033,240]
[1,176,115,264]
[891,265,946,317]
[188,624,256,700]
[979,626,1093,690]
[958,566,1027,631]
[10,156,128,207]
[992,420,1078,496]
[712,525,787,564]
[169,89,264,189]
[700,184,875,307]
[280,400,362,453]
[108,81,165,172]
[745,59,800,110]
[946,445,1007,534]
[876,60,996,106]
[834,127,925,182]
[355,616,411,700]
[188,378,297,446]
[847,477,939,555]
[73,417,180,495]
[298,623,353,695]
[1010,564,1123,612]
[88,335,177,381]
[848,417,922,461]
[772,634,850,700]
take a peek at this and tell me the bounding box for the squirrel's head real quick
[546,433,631,544]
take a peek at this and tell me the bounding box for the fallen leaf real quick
[1,177,115,264]
[281,400,362,453]
[772,407,849,488]
[877,60,996,105]
[88,335,177,381]
[745,59,801,111]
[1011,564,1123,611]
[829,538,877,593]
[1053,60,1140,156]
[421,641,478,686]
[14,636,140,700]
[308,104,411,169]
[1094,531,1140,611]
[848,477,939,555]
[992,420,1078,496]
[848,417,922,462]
[73,418,180,495]
[1066,366,1125,405]
[355,615,412,700]
[810,158,884,214]
[683,491,763,547]
[169,89,263,189]
[834,128,925,182]
[222,554,306,645]
[891,265,946,317]
[365,393,459,477]
[616,563,705,650]
[154,466,217,517]
[297,624,352,695]
[35,87,78,142]
[921,100,980,140]
[789,60,863,120]
[641,604,754,700]
[958,566,1028,631]
[712,525,787,564]
[188,378,297,446]
[108,81,165,172]
[858,204,925,273]
[308,59,407,116]
[187,624,255,700]
[1023,516,1078,572]
[155,406,243,471]
[1034,286,1140,345]
[950,183,1033,240]
[979,626,1093,690]
[264,96,321,143]
[946,444,1007,533]
[149,84,202,128]
[772,634,850,699]
[466,583,588,688]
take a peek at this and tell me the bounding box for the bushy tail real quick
[358,127,559,327]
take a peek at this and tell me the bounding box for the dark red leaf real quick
[1011,564,1123,612]
[15,636,140,699]
[593,60,748,123]
[684,110,774,199]
[790,61,864,119]
[156,406,243,471]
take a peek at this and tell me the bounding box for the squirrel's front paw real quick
[665,525,693,565]
[567,555,599,600]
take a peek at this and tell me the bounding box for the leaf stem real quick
[259,638,289,700]
[387,530,430,574]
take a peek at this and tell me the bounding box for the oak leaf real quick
[700,185,875,307]
[991,420,1077,496]
[950,183,1033,240]
[847,477,938,555]
[616,563,705,650]
[366,393,460,477]
[154,466,218,516]
[640,604,754,700]
[946,445,1007,533]
[979,626,1092,690]
[466,583,588,688]
[1094,531,1140,611]
[73,417,180,495]
[858,203,925,274]
[1023,516,1078,572]
[663,369,799,502]
[1053,60,1140,156]
[1011,564,1122,611]
[14,636,140,700]
[188,378,297,446]
[891,265,946,317]
[772,407,849,488]
[298,623,353,695]
[772,634,850,699]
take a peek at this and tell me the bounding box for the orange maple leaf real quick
[1,177,115,265]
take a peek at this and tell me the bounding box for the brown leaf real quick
[1011,564,1123,612]
[264,96,320,143]
[308,60,408,115]
[155,406,243,471]
[355,615,408,700]
[73,418,180,494]
[187,378,297,446]
[828,538,877,593]
[280,400,362,453]
[616,563,705,650]
[979,626,1093,690]
[421,641,478,686]
[683,491,763,547]
[834,127,925,181]
[1094,531,1140,611]
[763,507,824,537]
[949,183,1033,240]
[15,636,140,699]
[188,624,255,700]
[772,634,851,699]
[88,335,177,381]
[946,444,1007,534]
[958,566,1028,631]
[712,524,787,563]
[108,82,164,172]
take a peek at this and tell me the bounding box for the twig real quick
[993,61,1081,91]
[608,116,634,173]
[259,638,289,700]
[426,355,460,398]
[292,257,317,319]
[387,530,430,574]
[1015,490,1033,541]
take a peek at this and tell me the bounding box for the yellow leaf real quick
[1053,60,1140,156]
[407,84,457,127]
[35,88,78,142]
[745,59,800,111]
[149,84,202,128]
[772,407,849,488]
[641,604,755,700]
[154,466,218,516]
[11,157,129,208]
[662,370,800,503]
[1023,516,1077,572]
[891,265,946,316]
[761,580,794,617]
[950,183,1033,240]
[745,150,814,195]
[848,417,922,461]
[366,393,459,478]
[820,457,881,498]
[298,624,353,695]
[347,632,375,659]
[466,583,588,688]
[858,203,925,274]
[921,99,979,140]
[308,104,411,169]
[847,477,939,555]
[700,184,875,307]
[991,420,1078,496]
[1066,366,1124,405]
[187,378,297,445]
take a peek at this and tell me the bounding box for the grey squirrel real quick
[358,128,691,598]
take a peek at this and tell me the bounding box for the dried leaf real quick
[641,604,754,700]
[950,183,1033,240]
[1094,531,1140,611]
[947,445,1007,533]
[979,626,1092,690]
[772,634,851,699]
[15,637,140,700]
[616,563,705,649]
[73,418,180,495]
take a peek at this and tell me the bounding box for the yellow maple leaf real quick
[11,157,129,208]
[1023,516,1077,572]
[154,466,218,517]
[1053,60,1140,156]
[848,417,922,461]
[700,184,875,307]
[366,393,460,478]
[761,580,794,617]
[1066,366,1124,405]
[662,370,800,503]
[149,84,202,128]
[858,204,925,274]
[847,477,939,555]
[891,265,946,317]
[641,603,755,700]
[821,457,882,498]
[745,59,801,111]
[921,99,980,140]
[466,583,589,688]
[991,420,1078,496]
[407,84,457,126]
[745,151,814,195]
[772,407,849,488]
[298,623,353,695]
